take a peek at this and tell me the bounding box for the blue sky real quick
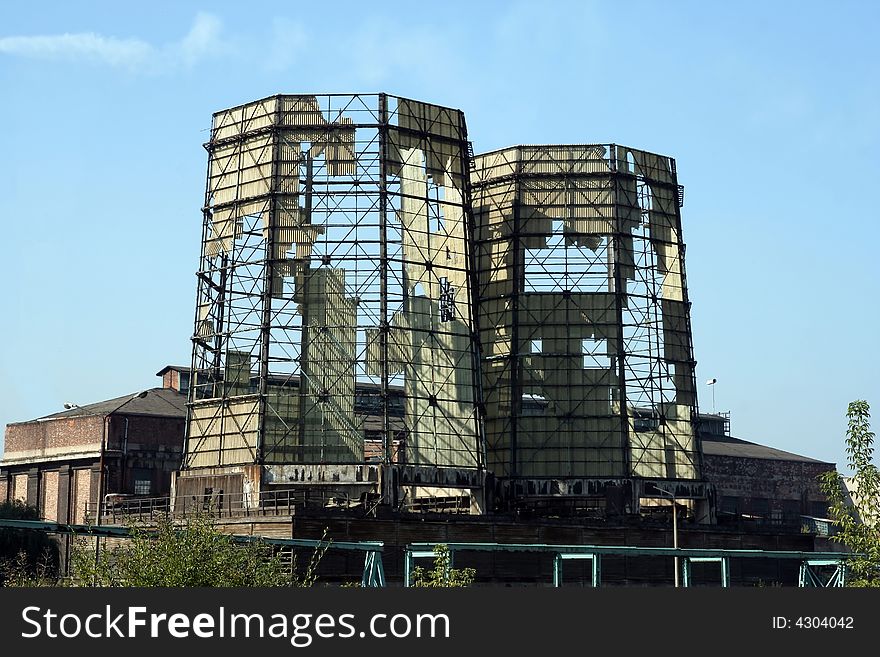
[1,1,877,470]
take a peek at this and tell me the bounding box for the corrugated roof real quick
[25,388,187,422]
[700,432,831,465]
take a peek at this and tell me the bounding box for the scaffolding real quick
[178,94,706,516]
[471,145,702,511]
[181,94,484,507]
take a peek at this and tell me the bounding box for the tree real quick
[68,513,327,587]
[820,400,880,587]
[0,501,59,587]
[411,544,475,587]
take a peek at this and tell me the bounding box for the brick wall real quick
[40,470,59,521]
[703,454,834,518]
[108,415,184,450]
[4,415,104,457]
[162,370,178,390]
[12,473,27,502]
[106,414,184,496]
[73,469,91,523]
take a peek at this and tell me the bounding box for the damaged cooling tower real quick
[471,145,701,492]
[183,94,483,496]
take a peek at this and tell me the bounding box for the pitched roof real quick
[155,365,191,376]
[700,432,832,465]
[28,387,187,422]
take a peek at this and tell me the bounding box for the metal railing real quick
[404,541,854,588]
[86,488,371,523]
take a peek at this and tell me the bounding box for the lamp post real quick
[656,485,678,587]
[706,378,717,414]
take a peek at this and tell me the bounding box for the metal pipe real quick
[655,486,678,587]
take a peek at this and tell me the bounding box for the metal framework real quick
[681,556,729,587]
[181,94,484,506]
[798,559,847,587]
[404,541,850,588]
[177,95,708,515]
[470,145,702,509]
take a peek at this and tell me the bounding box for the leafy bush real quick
[411,545,475,587]
[820,400,880,587]
[68,513,328,587]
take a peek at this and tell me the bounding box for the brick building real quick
[1,368,836,533]
[0,384,186,523]
[698,414,834,528]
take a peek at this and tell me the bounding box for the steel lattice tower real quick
[179,94,485,510]
[471,145,704,513]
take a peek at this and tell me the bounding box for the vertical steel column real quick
[256,99,283,466]
[460,130,487,477]
[682,557,729,587]
[509,178,522,486]
[610,157,632,482]
[361,551,386,588]
[798,561,808,587]
[553,553,601,587]
[403,548,413,587]
[377,95,392,500]
[297,151,314,456]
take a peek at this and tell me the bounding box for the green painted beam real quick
[406,541,853,561]
[0,519,383,552]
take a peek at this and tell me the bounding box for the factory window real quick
[179,371,191,393]
[133,469,152,496]
[530,339,542,354]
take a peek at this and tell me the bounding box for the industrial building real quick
[0,387,185,523]
[0,92,840,584]
[175,93,714,522]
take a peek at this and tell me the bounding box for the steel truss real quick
[182,94,484,506]
[405,542,850,588]
[470,145,702,510]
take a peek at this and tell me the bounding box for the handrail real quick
[405,541,852,561]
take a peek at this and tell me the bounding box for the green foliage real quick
[819,400,880,587]
[411,545,475,587]
[0,549,59,587]
[68,513,328,587]
[0,501,60,587]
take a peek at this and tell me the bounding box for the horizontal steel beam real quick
[406,541,853,561]
[0,519,383,552]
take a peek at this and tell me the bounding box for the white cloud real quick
[0,32,153,67]
[0,12,226,72]
[178,12,223,67]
